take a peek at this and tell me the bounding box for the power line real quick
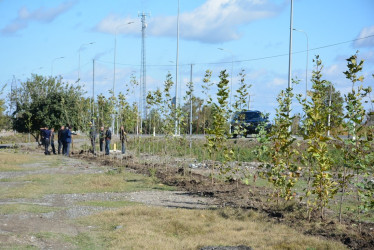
[205,34,374,66]
[96,34,374,67]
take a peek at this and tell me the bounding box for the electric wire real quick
[95,34,374,67]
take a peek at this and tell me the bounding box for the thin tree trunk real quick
[306,160,312,221]
[338,165,348,223]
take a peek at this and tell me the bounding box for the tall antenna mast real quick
[138,12,150,122]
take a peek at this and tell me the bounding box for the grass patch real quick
[0,203,61,215]
[0,151,39,171]
[0,231,101,250]
[0,244,38,250]
[0,171,175,199]
[77,200,138,208]
[0,133,30,144]
[60,232,107,249]
[76,205,346,250]
[34,232,57,239]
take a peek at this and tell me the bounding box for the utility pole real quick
[78,42,94,81]
[247,94,255,110]
[287,0,294,133]
[139,70,142,134]
[327,83,332,137]
[189,64,193,146]
[174,0,180,136]
[139,12,150,125]
[112,33,117,135]
[92,59,95,126]
[287,0,293,90]
[248,95,251,110]
[113,22,133,136]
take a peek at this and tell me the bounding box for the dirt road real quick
[0,151,216,249]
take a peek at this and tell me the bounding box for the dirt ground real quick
[0,149,219,249]
[1,143,373,249]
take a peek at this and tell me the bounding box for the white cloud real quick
[1,0,77,34]
[271,77,286,86]
[95,0,284,43]
[325,64,339,76]
[354,25,374,48]
[247,68,267,80]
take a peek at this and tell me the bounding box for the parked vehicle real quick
[230,110,271,138]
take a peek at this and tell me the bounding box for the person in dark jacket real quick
[43,126,51,155]
[99,126,105,152]
[105,127,111,155]
[89,122,96,154]
[61,127,67,155]
[64,125,72,157]
[50,127,56,155]
[58,125,65,154]
[119,126,127,154]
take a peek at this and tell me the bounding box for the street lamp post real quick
[51,57,64,76]
[174,0,180,136]
[293,28,309,99]
[287,0,293,90]
[78,42,95,81]
[287,0,294,134]
[327,83,332,137]
[113,21,133,135]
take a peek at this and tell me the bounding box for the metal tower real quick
[138,12,149,121]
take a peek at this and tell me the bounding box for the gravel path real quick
[0,151,217,249]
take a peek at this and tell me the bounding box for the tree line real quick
[0,53,372,142]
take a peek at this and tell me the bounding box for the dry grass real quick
[0,203,61,215]
[0,133,30,144]
[78,206,346,250]
[0,151,38,171]
[0,171,174,199]
[76,200,138,208]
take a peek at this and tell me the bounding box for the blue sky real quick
[1,0,373,118]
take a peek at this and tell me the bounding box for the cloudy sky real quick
[1,0,373,118]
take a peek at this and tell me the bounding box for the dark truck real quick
[230,110,271,138]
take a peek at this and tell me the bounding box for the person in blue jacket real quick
[57,125,65,154]
[50,127,56,155]
[64,124,72,157]
[41,126,51,155]
[61,126,67,155]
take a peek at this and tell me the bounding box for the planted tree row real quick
[3,52,373,224]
